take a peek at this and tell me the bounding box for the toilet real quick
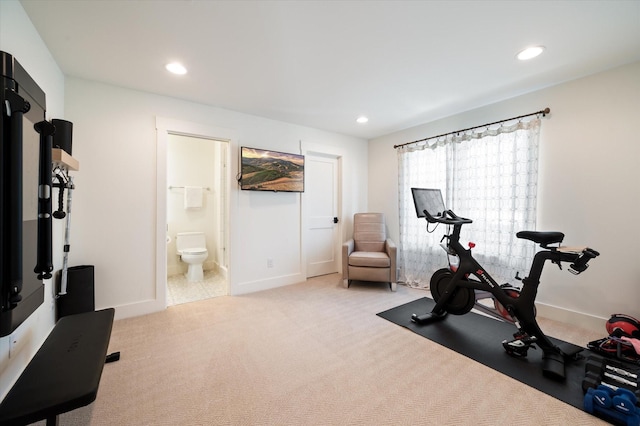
[176,232,209,282]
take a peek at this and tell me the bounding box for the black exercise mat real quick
[377,297,587,410]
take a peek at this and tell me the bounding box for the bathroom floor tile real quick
[166,270,227,306]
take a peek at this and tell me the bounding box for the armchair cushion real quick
[348,252,390,268]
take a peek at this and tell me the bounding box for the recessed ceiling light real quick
[356,116,369,124]
[165,62,187,75]
[517,46,545,61]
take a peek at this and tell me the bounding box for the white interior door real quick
[305,154,339,277]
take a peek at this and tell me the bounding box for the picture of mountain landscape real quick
[240,147,305,192]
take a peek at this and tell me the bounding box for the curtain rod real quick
[393,107,550,149]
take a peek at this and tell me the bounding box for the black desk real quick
[0,308,115,425]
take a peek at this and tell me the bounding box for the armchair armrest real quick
[342,239,354,279]
[385,239,397,282]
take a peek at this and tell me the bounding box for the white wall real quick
[369,61,640,331]
[0,0,66,400]
[65,77,368,319]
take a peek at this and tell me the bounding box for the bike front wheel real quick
[430,268,475,315]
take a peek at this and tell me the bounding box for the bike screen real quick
[411,188,446,218]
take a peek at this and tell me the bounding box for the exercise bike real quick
[409,188,600,380]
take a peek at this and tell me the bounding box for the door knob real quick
[333,217,339,224]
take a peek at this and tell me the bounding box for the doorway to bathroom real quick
[165,133,229,306]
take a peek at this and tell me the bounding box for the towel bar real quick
[168,186,211,191]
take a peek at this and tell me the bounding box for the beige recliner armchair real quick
[342,213,397,291]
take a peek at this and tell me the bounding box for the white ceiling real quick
[20,0,640,140]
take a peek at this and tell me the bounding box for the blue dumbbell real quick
[585,385,613,411]
[612,388,638,415]
[584,385,640,426]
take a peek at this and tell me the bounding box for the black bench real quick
[0,308,115,425]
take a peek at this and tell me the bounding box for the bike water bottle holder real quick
[440,243,456,256]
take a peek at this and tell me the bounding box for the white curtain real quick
[398,118,541,288]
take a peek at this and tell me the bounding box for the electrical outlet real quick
[267,258,274,268]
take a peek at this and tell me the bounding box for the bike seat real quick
[516,231,564,247]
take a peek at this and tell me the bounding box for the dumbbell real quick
[583,371,640,399]
[613,388,639,416]
[588,385,638,409]
[584,385,640,426]
[584,357,639,390]
[586,356,640,380]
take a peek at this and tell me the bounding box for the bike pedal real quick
[503,337,537,358]
[502,340,528,357]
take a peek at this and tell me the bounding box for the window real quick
[397,119,541,287]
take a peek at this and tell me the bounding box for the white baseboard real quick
[232,272,305,296]
[106,298,165,321]
[535,302,607,335]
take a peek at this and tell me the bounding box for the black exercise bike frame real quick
[412,208,599,379]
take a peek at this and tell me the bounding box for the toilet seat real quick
[180,248,207,256]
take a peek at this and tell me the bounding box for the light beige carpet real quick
[43,274,608,425]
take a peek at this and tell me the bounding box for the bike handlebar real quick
[568,248,600,275]
[423,209,473,225]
